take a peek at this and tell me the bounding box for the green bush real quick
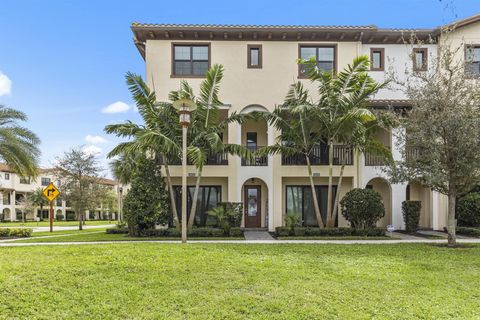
[284,213,301,231]
[305,228,352,237]
[189,227,225,237]
[229,227,243,237]
[89,212,96,220]
[456,227,480,238]
[106,228,129,234]
[207,202,243,233]
[402,200,422,232]
[56,214,64,221]
[353,228,386,237]
[293,227,307,236]
[141,229,167,237]
[457,193,480,227]
[165,228,181,237]
[9,228,32,238]
[275,227,291,236]
[66,212,76,221]
[0,228,11,237]
[340,188,385,230]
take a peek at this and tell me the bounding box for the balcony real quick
[282,145,353,166]
[241,146,268,166]
[162,152,229,166]
[365,149,390,166]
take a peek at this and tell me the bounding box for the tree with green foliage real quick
[340,188,385,230]
[0,106,40,177]
[387,37,480,246]
[55,147,102,230]
[123,156,170,236]
[30,188,48,220]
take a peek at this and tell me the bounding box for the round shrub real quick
[457,193,480,227]
[340,188,385,230]
[402,200,421,232]
[56,214,64,221]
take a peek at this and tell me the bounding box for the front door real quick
[244,186,261,228]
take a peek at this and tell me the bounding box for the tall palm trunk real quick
[188,167,203,229]
[330,164,345,227]
[447,192,457,247]
[162,154,179,228]
[326,140,334,227]
[306,156,324,228]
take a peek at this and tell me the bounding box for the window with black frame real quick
[299,46,335,77]
[174,186,221,226]
[285,185,337,227]
[172,44,210,76]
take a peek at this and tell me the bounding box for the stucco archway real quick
[366,177,392,228]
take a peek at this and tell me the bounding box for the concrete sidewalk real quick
[2,238,480,247]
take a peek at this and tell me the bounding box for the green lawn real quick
[1,243,480,319]
[0,220,114,227]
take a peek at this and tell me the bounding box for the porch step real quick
[243,230,275,241]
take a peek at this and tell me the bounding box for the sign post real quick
[42,182,60,233]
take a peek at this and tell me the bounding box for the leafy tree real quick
[55,147,102,230]
[387,36,480,246]
[123,156,170,236]
[301,55,389,227]
[30,188,48,219]
[0,106,40,177]
[17,194,35,224]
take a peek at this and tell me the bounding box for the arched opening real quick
[240,105,269,166]
[241,177,268,228]
[365,128,392,166]
[56,209,63,220]
[406,181,432,229]
[2,208,11,221]
[366,177,392,228]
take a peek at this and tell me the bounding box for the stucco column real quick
[391,183,407,229]
[11,190,16,221]
[391,127,405,161]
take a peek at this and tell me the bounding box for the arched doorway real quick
[406,181,432,229]
[242,177,268,228]
[366,177,392,228]
[2,208,11,221]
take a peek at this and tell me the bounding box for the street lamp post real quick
[173,99,197,243]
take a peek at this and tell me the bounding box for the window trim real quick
[298,44,337,78]
[171,42,211,78]
[465,44,480,78]
[370,48,385,71]
[247,44,262,69]
[4,173,9,180]
[412,48,428,72]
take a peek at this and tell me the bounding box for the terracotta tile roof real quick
[131,22,377,30]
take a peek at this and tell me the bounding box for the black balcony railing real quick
[161,152,229,166]
[282,144,353,166]
[241,146,268,166]
[406,147,421,162]
[365,148,390,166]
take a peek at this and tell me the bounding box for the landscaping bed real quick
[275,227,386,238]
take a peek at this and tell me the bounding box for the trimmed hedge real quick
[340,188,385,230]
[56,214,65,221]
[457,193,480,227]
[402,201,422,233]
[127,227,240,238]
[276,227,386,237]
[0,228,32,238]
[106,228,129,234]
[456,227,480,238]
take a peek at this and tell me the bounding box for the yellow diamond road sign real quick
[42,182,60,202]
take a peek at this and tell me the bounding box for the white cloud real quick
[82,145,102,156]
[0,72,12,96]
[85,135,107,144]
[101,101,131,114]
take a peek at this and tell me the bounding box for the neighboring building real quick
[0,164,122,221]
[129,14,479,232]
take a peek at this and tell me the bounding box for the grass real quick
[0,220,114,227]
[1,243,480,319]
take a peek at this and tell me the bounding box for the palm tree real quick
[0,106,40,177]
[301,55,389,227]
[105,73,182,227]
[30,188,48,220]
[255,82,326,227]
[169,65,252,229]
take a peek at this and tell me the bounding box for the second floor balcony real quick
[282,144,353,166]
[241,146,268,166]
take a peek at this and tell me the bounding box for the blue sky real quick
[1,0,479,176]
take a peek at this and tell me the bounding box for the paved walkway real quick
[2,238,480,247]
[243,230,275,241]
